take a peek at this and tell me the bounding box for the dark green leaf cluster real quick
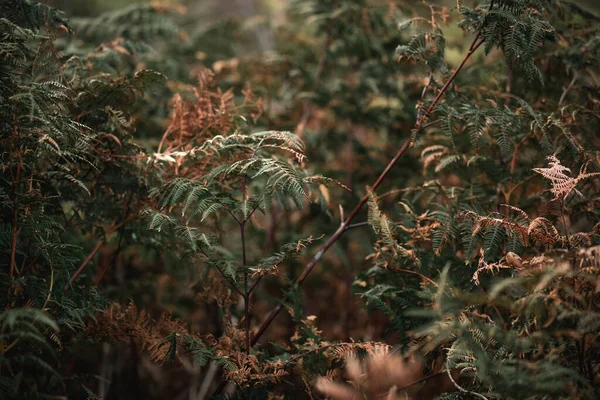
[459,0,558,83]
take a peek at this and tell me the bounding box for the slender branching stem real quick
[64,239,105,291]
[226,209,241,225]
[395,369,450,393]
[344,220,404,231]
[213,263,244,297]
[248,275,263,296]
[420,118,443,130]
[559,74,578,106]
[583,287,595,382]
[385,266,439,288]
[243,205,259,223]
[64,210,140,290]
[344,221,370,231]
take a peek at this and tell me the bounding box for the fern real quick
[0,309,61,399]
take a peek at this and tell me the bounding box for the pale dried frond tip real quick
[533,155,600,201]
[315,346,423,400]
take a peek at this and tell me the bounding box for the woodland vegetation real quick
[1,0,600,399]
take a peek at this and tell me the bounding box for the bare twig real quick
[344,221,370,231]
[213,264,244,297]
[242,224,250,354]
[420,118,443,130]
[559,74,578,106]
[248,275,264,296]
[421,72,434,99]
[64,210,139,290]
[395,369,450,392]
[385,266,439,288]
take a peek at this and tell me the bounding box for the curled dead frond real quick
[528,217,561,248]
[472,249,521,285]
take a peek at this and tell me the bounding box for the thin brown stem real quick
[578,336,586,377]
[243,205,259,223]
[343,126,356,340]
[240,222,248,268]
[395,369,450,392]
[559,74,577,106]
[248,275,264,296]
[63,213,137,290]
[226,209,241,225]
[420,118,443,130]
[425,38,483,119]
[583,287,595,382]
[344,221,370,231]
[345,220,405,231]
[385,266,439,287]
[64,239,105,291]
[10,202,19,278]
[213,263,244,297]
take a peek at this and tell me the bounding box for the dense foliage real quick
[1,0,599,399]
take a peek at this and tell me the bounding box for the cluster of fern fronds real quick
[1,0,599,399]
[358,1,600,398]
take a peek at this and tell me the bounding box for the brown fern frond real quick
[533,155,600,201]
[472,249,520,285]
[154,69,263,178]
[460,210,529,245]
[528,217,561,248]
[500,204,531,223]
[92,302,190,364]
